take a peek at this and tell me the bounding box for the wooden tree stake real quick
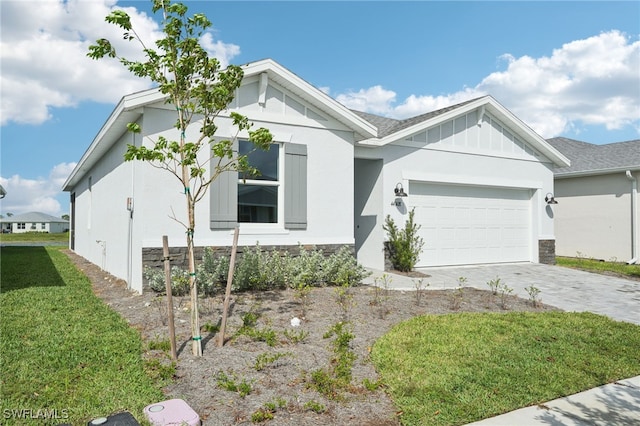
[163,235,178,361]
[218,227,239,347]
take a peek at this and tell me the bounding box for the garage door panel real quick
[409,182,531,267]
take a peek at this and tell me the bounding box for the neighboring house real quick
[547,137,639,263]
[0,212,70,234]
[63,59,569,293]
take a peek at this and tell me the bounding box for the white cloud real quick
[335,31,640,138]
[0,163,77,216]
[0,0,241,126]
[200,33,240,70]
[336,86,397,115]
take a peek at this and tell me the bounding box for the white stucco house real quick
[0,212,69,234]
[547,137,639,263]
[63,59,570,293]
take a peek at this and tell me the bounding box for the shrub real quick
[146,244,371,295]
[322,246,369,286]
[383,208,424,272]
[144,266,190,296]
[195,244,369,293]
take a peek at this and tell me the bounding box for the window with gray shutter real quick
[210,140,307,230]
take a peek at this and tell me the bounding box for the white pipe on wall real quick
[626,170,638,264]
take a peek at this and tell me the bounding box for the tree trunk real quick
[188,204,202,356]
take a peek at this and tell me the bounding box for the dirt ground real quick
[64,250,560,425]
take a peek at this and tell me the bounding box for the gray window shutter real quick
[284,143,307,229]
[210,141,238,229]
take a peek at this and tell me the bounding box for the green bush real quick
[146,244,370,295]
[196,244,369,294]
[383,208,425,272]
[144,266,191,296]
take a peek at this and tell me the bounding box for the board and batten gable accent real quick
[401,110,544,162]
[228,73,329,126]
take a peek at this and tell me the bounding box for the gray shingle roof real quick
[0,212,69,223]
[351,97,484,138]
[547,137,640,176]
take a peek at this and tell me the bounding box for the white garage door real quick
[408,182,531,267]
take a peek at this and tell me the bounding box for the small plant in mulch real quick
[251,398,287,423]
[303,400,326,414]
[413,277,429,306]
[254,351,292,371]
[293,280,313,318]
[283,328,309,344]
[449,277,467,310]
[215,371,253,398]
[449,286,465,310]
[334,284,355,322]
[235,306,278,347]
[370,274,392,319]
[498,281,514,310]
[525,285,542,308]
[307,321,358,399]
[486,276,502,295]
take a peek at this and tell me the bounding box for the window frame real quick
[237,141,284,227]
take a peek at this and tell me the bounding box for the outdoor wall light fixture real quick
[394,183,408,197]
[545,192,558,204]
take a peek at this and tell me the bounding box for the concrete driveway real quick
[365,263,640,325]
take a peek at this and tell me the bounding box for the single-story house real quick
[63,59,570,293]
[0,211,70,234]
[547,137,639,263]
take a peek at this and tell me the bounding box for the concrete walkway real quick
[363,263,640,425]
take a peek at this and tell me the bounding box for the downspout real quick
[626,170,637,264]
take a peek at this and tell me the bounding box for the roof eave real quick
[555,166,640,179]
[62,89,164,191]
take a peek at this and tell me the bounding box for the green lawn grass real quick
[372,312,640,426]
[557,256,640,279]
[0,246,163,425]
[0,231,69,243]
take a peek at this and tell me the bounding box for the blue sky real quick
[1,0,639,216]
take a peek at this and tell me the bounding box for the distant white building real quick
[0,212,69,234]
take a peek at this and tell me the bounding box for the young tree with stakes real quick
[88,0,272,356]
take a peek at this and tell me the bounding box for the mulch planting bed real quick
[64,249,559,425]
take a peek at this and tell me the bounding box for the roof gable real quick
[63,59,377,191]
[547,137,640,177]
[355,96,570,167]
[0,212,68,223]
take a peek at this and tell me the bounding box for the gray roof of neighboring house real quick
[351,97,484,138]
[0,212,69,223]
[547,137,640,177]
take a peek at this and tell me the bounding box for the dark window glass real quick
[238,185,277,223]
[239,140,279,181]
